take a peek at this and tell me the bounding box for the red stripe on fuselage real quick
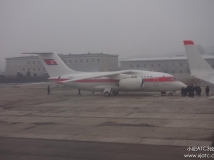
[48,76,176,83]
[144,77,176,82]
[76,79,118,82]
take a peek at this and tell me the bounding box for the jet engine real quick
[119,78,144,90]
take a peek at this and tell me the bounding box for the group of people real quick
[181,84,210,97]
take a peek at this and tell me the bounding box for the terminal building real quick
[5,53,119,77]
[120,55,214,81]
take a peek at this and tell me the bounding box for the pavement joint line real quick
[107,141,134,160]
[122,112,134,118]
[72,125,98,137]
[22,125,37,131]
[134,137,142,144]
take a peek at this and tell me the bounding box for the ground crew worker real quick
[78,89,81,95]
[190,85,194,98]
[47,85,50,95]
[195,85,198,96]
[183,87,187,97]
[198,86,202,97]
[187,85,191,97]
[181,87,184,97]
[206,85,210,97]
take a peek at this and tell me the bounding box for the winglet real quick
[183,40,194,45]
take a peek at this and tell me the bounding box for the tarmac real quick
[0,83,214,159]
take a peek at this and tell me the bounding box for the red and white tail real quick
[22,52,75,77]
[183,40,214,84]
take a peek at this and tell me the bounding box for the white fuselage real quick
[49,70,186,92]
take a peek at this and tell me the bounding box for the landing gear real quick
[168,92,173,96]
[103,88,111,97]
[112,91,119,96]
[104,91,111,97]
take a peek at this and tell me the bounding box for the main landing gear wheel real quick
[112,91,119,96]
[104,91,110,97]
[168,92,173,96]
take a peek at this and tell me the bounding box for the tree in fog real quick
[40,73,49,78]
[16,72,23,78]
[26,71,31,77]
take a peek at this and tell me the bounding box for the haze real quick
[1,0,214,71]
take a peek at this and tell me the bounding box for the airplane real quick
[183,40,214,100]
[22,52,186,96]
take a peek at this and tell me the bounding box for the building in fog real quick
[5,53,119,77]
[120,56,214,80]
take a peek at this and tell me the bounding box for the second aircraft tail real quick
[183,40,214,84]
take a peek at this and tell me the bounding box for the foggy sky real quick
[1,0,214,71]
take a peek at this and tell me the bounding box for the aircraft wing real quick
[184,40,214,84]
[61,70,132,84]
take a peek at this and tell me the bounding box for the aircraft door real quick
[154,78,159,86]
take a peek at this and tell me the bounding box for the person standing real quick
[206,85,210,97]
[195,85,198,96]
[184,87,187,97]
[78,89,81,95]
[181,87,184,97]
[191,85,195,98]
[47,85,50,95]
[198,86,202,97]
[187,85,191,97]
